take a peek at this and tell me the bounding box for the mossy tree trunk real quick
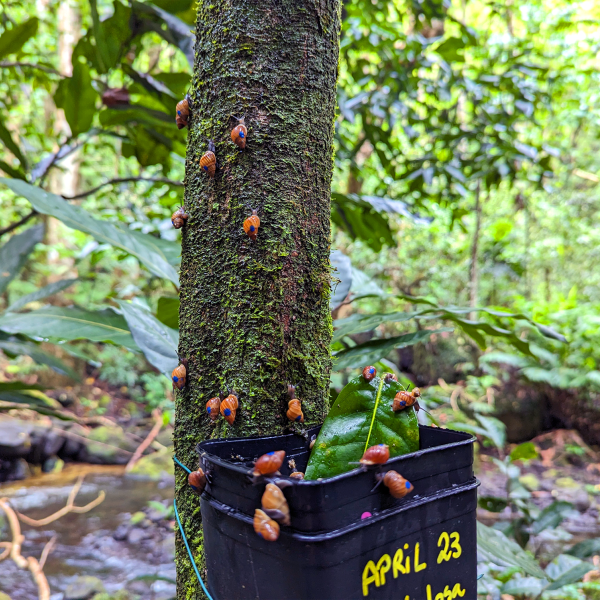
[174,1,341,597]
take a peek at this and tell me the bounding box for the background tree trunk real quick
[175,1,341,597]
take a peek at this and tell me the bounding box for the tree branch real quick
[0,210,38,238]
[0,61,62,76]
[63,177,184,200]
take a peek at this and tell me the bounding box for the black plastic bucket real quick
[197,425,475,533]
[197,426,479,600]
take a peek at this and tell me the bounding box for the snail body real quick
[220,393,239,425]
[206,397,221,421]
[261,483,290,526]
[176,95,191,129]
[231,117,247,149]
[171,364,186,390]
[253,450,285,477]
[362,366,376,381]
[171,206,188,229]
[254,509,280,541]
[188,469,206,495]
[380,470,413,499]
[360,444,390,465]
[243,209,260,241]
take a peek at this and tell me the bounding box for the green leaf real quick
[0,160,27,180]
[0,179,180,284]
[0,381,46,392]
[501,577,545,597]
[0,17,39,60]
[0,117,27,170]
[0,339,80,380]
[0,306,137,349]
[477,522,546,578]
[305,374,419,480]
[545,555,591,590]
[531,501,575,535]
[7,278,77,312]
[510,442,538,462]
[478,495,508,512]
[95,1,132,72]
[333,329,451,371]
[566,538,600,559]
[116,301,178,375]
[0,225,44,295]
[333,311,419,343]
[156,297,179,330]
[0,390,76,421]
[330,250,352,310]
[449,414,506,449]
[54,61,97,136]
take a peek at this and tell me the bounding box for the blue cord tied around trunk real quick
[173,456,214,600]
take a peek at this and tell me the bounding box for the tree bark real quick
[175,1,341,597]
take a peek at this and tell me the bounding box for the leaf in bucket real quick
[304,374,419,480]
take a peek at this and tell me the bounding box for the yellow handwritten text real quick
[437,531,462,564]
[426,583,466,600]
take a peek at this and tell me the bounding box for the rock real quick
[130,511,146,526]
[91,592,131,600]
[160,533,175,557]
[127,527,150,544]
[64,576,105,600]
[113,524,130,541]
[9,458,30,481]
[519,474,540,491]
[76,426,136,465]
[0,419,32,460]
[0,592,13,600]
[42,456,64,473]
[126,447,174,481]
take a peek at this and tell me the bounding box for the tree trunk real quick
[468,180,481,320]
[175,1,341,597]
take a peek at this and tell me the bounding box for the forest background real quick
[1,0,600,598]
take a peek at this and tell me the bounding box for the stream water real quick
[0,466,175,600]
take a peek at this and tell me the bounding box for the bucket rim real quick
[196,424,476,485]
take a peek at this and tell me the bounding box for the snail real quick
[253,450,285,477]
[254,509,280,541]
[176,95,191,129]
[360,444,390,465]
[392,387,420,412]
[206,396,221,421]
[261,483,290,526]
[362,366,376,381]
[231,117,247,149]
[243,209,260,241]
[171,206,188,229]
[200,140,217,178]
[188,469,206,495]
[289,471,304,480]
[384,373,398,383]
[220,392,239,425]
[171,364,186,390]
[286,384,304,423]
[378,470,414,499]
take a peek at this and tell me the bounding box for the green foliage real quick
[305,374,419,480]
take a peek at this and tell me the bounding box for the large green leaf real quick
[333,311,419,343]
[0,225,44,295]
[0,338,80,380]
[0,17,39,60]
[0,179,180,284]
[7,278,77,312]
[567,538,600,559]
[531,501,575,535]
[304,374,419,480]
[116,301,178,375]
[0,117,27,170]
[54,61,98,136]
[0,306,137,349]
[156,296,179,330]
[333,329,450,371]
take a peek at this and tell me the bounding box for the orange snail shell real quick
[286,399,304,423]
[231,120,247,149]
[206,397,221,421]
[392,388,421,412]
[254,509,280,542]
[243,210,260,241]
[200,151,216,178]
[360,444,390,465]
[382,470,414,499]
[220,394,239,425]
[188,469,206,495]
[171,364,186,390]
[362,366,376,381]
[176,98,190,129]
[289,471,304,480]
[253,450,286,476]
[171,206,188,229]
[261,483,290,526]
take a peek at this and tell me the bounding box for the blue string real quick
[173,456,214,600]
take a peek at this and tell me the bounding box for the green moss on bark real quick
[174,1,342,597]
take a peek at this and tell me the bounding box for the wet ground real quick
[0,466,176,600]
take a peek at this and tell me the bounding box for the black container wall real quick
[197,425,475,533]
[202,480,479,600]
